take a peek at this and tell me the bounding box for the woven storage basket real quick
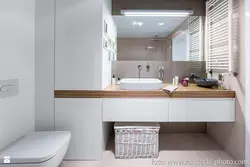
[114,122,160,159]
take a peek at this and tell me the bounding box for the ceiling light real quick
[137,22,143,26]
[132,21,143,26]
[158,23,165,26]
[121,10,193,17]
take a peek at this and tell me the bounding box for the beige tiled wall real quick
[160,123,207,133]
[112,61,206,83]
[207,0,245,161]
[117,38,172,61]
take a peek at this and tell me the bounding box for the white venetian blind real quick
[188,16,204,61]
[206,0,239,74]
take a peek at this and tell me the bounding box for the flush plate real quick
[0,79,19,98]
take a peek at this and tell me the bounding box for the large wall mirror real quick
[113,10,205,61]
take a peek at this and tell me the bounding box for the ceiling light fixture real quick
[137,22,143,26]
[132,21,143,26]
[158,23,165,26]
[121,10,193,17]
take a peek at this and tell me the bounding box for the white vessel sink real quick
[120,78,162,90]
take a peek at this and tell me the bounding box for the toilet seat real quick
[0,131,70,165]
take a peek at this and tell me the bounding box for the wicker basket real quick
[114,122,160,159]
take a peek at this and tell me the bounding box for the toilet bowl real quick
[0,131,71,167]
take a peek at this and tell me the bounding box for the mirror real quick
[113,14,205,61]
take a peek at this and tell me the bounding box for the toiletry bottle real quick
[112,75,116,85]
[181,78,189,87]
[117,78,121,85]
[218,74,226,90]
[174,76,179,86]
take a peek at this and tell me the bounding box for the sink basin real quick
[120,78,162,90]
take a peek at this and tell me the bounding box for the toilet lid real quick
[0,131,70,164]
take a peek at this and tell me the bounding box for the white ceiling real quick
[113,16,188,38]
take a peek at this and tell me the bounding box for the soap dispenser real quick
[112,74,116,85]
[117,77,121,85]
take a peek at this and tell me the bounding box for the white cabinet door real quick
[103,98,169,122]
[55,98,105,160]
[169,98,235,122]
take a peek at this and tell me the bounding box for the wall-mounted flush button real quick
[0,79,19,98]
[0,85,12,92]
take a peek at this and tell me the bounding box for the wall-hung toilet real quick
[0,131,71,167]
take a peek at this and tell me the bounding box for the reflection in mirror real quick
[114,13,205,61]
[170,16,204,61]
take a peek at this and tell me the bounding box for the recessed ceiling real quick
[113,16,188,38]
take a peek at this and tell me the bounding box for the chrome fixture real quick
[159,66,164,81]
[132,21,143,26]
[146,63,150,72]
[138,65,142,79]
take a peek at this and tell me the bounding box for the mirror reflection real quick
[114,15,204,61]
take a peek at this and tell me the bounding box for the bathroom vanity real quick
[102,84,235,122]
[55,83,235,123]
[55,83,235,160]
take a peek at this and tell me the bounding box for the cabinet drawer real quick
[103,98,169,122]
[169,98,235,122]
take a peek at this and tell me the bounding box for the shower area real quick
[117,36,172,61]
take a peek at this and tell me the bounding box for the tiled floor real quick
[61,133,243,167]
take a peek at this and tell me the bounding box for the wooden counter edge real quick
[54,90,235,98]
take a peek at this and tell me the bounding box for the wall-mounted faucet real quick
[159,66,164,81]
[138,65,142,79]
[146,63,150,72]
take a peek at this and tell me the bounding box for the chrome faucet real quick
[146,62,150,72]
[138,65,142,79]
[159,66,164,81]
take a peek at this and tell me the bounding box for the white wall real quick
[245,0,250,164]
[102,0,117,88]
[54,0,113,160]
[55,99,104,160]
[0,0,35,151]
[35,0,55,131]
[55,0,103,90]
[35,0,115,130]
[102,0,115,151]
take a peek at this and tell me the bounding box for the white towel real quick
[163,85,178,94]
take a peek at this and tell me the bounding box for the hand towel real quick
[163,85,178,94]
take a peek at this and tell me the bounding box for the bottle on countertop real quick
[112,74,116,85]
[181,78,189,87]
[175,76,179,85]
[172,76,179,86]
[117,77,121,85]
